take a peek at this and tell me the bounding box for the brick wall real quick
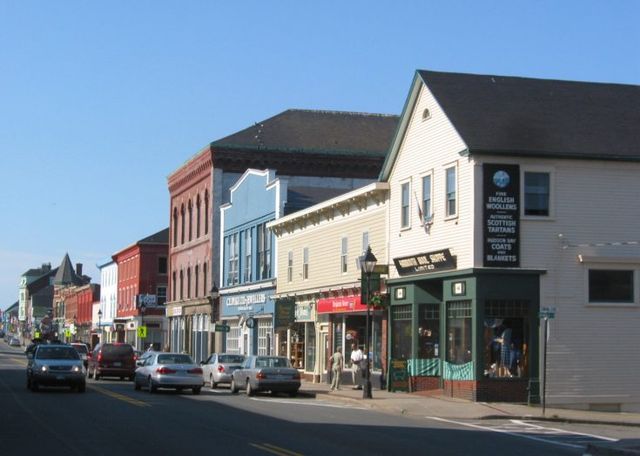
[410,376,440,391]
[441,378,529,402]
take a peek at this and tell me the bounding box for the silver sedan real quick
[201,353,245,388]
[133,352,204,395]
[230,355,300,397]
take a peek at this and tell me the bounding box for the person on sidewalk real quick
[329,347,344,391]
[350,343,363,389]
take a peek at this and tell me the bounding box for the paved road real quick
[0,345,622,456]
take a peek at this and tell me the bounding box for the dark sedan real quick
[230,355,300,397]
[26,344,86,392]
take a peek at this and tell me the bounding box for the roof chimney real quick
[76,263,83,277]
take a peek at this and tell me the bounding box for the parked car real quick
[9,336,21,347]
[201,353,245,388]
[230,355,300,397]
[26,344,86,392]
[71,343,90,368]
[133,352,203,395]
[87,343,136,381]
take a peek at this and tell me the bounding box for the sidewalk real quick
[299,380,640,455]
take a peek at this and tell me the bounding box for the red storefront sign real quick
[317,295,368,314]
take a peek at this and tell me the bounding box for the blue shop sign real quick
[221,289,275,317]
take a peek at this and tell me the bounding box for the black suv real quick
[87,343,136,380]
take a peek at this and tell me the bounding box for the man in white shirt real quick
[350,343,363,390]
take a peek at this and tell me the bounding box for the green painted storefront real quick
[387,267,544,402]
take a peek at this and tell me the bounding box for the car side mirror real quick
[136,360,144,367]
[26,353,34,360]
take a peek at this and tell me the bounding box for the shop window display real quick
[483,300,529,379]
[446,301,472,365]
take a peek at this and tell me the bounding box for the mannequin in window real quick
[496,320,512,377]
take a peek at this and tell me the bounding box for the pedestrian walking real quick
[350,343,363,389]
[329,347,344,391]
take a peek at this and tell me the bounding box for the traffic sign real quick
[539,307,556,319]
[137,326,148,338]
[214,324,230,333]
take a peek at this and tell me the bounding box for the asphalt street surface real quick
[0,345,627,456]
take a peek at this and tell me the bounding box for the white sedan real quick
[133,352,203,395]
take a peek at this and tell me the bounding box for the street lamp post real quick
[98,309,103,344]
[140,303,146,350]
[73,315,77,343]
[360,246,377,399]
[209,284,220,355]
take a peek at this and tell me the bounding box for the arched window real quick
[203,262,207,299]
[180,204,185,244]
[173,207,178,247]
[204,190,209,235]
[188,200,193,242]
[179,270,184,300]
[187,267,192,299]
[196,195,201,238]
[195,264,199,298]
[172,271,176,301]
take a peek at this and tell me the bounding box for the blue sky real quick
[1,1,639,309]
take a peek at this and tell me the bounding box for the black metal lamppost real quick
[360,246,377,399]
[140,302,146,350]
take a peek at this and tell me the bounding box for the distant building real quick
[17,263,58,342]
[97,258,118,344]
[52,253,91,342]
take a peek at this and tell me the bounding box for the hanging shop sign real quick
[274,298,295,329]
[221,289,275,317]
[483,163,520,267]
[393,249,456,276]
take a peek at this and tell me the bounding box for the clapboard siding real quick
[387,84,474,278]
[275,199,387,295]
[475,155,640,411]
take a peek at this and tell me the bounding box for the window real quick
[157,286,167,306]
[226,233,239,286]
[287,251,293,283]
[204,191,209,235]
[391,305,412,359]
[446,300,471,365]
[187,267,191,299]
[158,257,167,274]
[203,262,207,298]
[180,204,185,244]
[172,272,176,301]
[445,166,457,217]
[524,172,550,216]
[400,182,410,228]
[418,303,439,359]
[361,232,369,254]
[589,269,634,303]
[196,195,201,238]
[422,174,432,221]
[484,300,529,378]
[303,247,309,280]
[188,200,193,242]
[341,237,348,273]
[179,270,184,300]
[257,223,272,280]
[173,208,178,247]
[194,265,199,298]
[243,229,252,283]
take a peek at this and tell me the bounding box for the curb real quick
[480,414,640,428]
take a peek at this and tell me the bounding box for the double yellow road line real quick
[90,384,151,407]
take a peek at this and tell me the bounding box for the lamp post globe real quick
[97,309,103,344]
[360,246,377,399]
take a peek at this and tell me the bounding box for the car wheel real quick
[192,386,201,395]
[77,383,86,393]
[230,379,239,394]
[149,378,157,393]
[94,369,101,381]
[246,380,255,397]
[87,367,93,379]
[209,375,217,389]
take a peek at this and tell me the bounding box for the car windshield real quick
[219,355,245,364]
[157,354,193,364]
[102,344,133,356]
[36,347,80,360]
[255,357,291,368]
[72,344,88,354]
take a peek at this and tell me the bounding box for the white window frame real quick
[579,256,639,307]
[521,167,555,220]
[361,231,369,255]
[303,247,309,280]
[400,180,411,229]
[421,171,433,222]
[287,251,293,283]
[444,163,457,219]
[341,237,348,274]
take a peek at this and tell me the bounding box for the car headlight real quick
[40,365,48,372]
[72,366,81,373]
